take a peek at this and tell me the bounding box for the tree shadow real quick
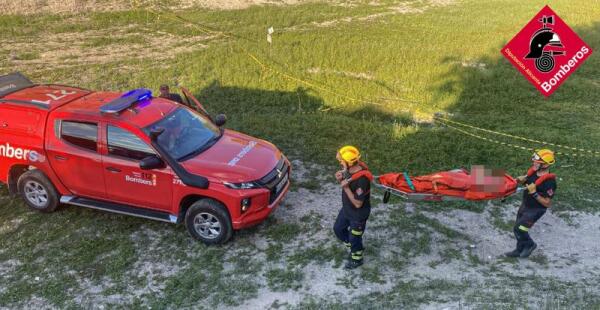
[197,80,325,115]
[192,22,599,211]
[419,21,600,210]
[192,80,416,168]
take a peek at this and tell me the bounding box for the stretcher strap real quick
[403,172,416,192]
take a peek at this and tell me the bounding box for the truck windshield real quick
[144,108,221,161]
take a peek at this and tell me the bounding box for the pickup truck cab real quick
[0,73,291,244]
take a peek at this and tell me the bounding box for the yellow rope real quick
[145,6,379,106]
[143,4,598,159]
[435,116,600,155]
[441,122,596,158]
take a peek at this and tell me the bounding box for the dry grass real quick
[0,25,216,73]
[307,67,376,80]
[281,0,456,31]
[0,0,132,15]
[0,0,320,15]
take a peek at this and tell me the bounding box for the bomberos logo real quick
[0,143,42,162]
[502,5,592,96]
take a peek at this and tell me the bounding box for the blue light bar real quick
[100,88,152,114]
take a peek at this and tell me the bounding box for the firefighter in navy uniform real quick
[506,149,557,258]
[159,84,184,104]
[333,146,373,269]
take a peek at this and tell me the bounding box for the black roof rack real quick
[0,99,50,110]
[0,72,35,98]
[100,88,153,114]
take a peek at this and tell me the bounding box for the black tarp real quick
[0,72,34,98]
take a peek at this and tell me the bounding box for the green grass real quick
[0,200,140,306]
[15,52,40,60]
[266,267,304,291]
[7,0,595,211]
[263,220,303,242]
[147,248,261,308]
[489,206,515,232]
[294,276,600,309]
[1,0,600,308]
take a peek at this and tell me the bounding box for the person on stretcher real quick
[378,165,518,200]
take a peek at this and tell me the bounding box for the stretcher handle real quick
[403,172,416,192]
[383,191,391,203]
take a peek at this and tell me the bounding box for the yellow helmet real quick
[532,149,555,165]
[338,145,361,165]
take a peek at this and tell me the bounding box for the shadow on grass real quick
[147,22,600,308]
[1,19,599,310]
[426,22,600,211]
[191,23,600,212]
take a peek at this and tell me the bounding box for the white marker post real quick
[267,26,274,44]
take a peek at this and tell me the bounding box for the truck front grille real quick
[257,157,290,204]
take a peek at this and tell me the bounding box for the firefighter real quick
[159,84,184,104]
[505,149,557,258]
[333,146,373,269]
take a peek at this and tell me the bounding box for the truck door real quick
[46,120,106,199]
[180,87,212,120]
[101,123,173,211]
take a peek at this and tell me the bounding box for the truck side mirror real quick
[140,155,164,170]
[149,127,165,142]
[215,114,227,127]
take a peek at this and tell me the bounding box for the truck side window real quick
[107,125,155,161]
[61,121,98,152]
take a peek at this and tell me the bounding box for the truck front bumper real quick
[232,178,290,230]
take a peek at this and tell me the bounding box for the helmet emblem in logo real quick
[524,15,565,73]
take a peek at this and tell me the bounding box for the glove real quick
[526,183,537,195]
[340,179,350,188]
[516,175,527,184]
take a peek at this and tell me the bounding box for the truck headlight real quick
[223,181,260,189]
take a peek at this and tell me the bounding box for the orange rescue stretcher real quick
[375,168,524,203]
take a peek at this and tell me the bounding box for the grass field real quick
[1,0,600,308]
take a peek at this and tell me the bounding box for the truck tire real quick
[17,170,59,213]
[185,199,233,245]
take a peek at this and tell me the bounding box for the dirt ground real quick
[230,160,600,308]
[1,160,600,309]
[1,0,598,306]
[0,0,316,15]
[0,0,456,78]
[0,0,453,15]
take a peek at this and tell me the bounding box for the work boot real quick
[504,249,521,258]
[344,243,351,260]
[344,259,363,270]
[520,242,537,258]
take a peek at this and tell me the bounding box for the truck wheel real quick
[17,170,59,213]
[185,199,233,245]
